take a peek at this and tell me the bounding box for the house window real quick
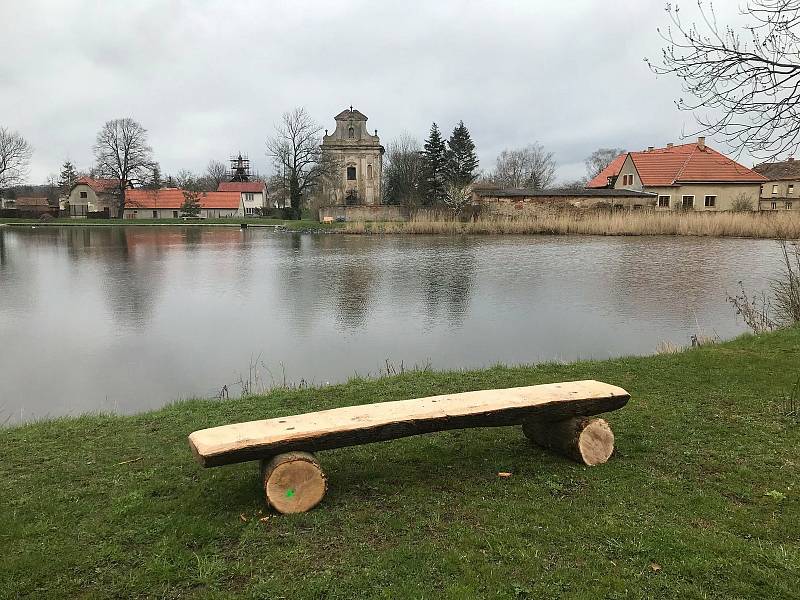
[173,210,178,218]
[771,201,778,209]
[789,185,795,195]
[658,195,670,208]
[346,166,356,180]
[786,201,793,209]
[348,127,354,139]
[704,195,716,207]
[620,174,633,186]
[772,184,779,195]
[244,192,254,203]
[682,195,694,209]
[80,191,87,198]
[152,210,158,218]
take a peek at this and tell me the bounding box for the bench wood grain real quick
[189,380,629,468]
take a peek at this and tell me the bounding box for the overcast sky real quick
[1,0,754,185]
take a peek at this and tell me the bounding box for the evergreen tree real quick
[444,121,479,187]
[57,160,78,196]
[180,189,201,217]
[421,123,447,205]
[145,163,162,190]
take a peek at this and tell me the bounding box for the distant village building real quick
[66,177,123,217]
[216,154,269,214]
[320,107,384,206]
[218,181,267,214]
[753,157,800,211]
[124,188,242,219]
[588,138,767,211]
[2,196,52,216]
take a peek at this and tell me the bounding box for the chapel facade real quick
[320,107,384,205]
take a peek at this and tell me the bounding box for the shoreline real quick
[3,210,800,238]
[2,327,798,597]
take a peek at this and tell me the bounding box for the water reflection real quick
[0,226,784,423]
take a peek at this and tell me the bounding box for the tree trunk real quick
[522,417,615,466]
[260,451,327,514]
[289,174,301,220]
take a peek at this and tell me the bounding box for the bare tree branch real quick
[648,0,800,158]
[0,127,33,189]
[585,147,626,179]
[489,143,557,189]
[93,118,154,217]
[266,107,334,218]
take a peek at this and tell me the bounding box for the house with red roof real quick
[217,180,267,215]
[66,176,125,217]
[587,137,767,211]
[123,188,242,219]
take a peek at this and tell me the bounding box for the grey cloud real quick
[0,0,756,184]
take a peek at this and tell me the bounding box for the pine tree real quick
[57,160,78,196]
[421,123,447,205]
[444,121,479,187]
[180,189,201,217]
[145,163,162,190]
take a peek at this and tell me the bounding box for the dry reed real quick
[342,211,800,239]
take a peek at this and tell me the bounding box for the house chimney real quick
[667,143,673,148]
[698,136,706,150]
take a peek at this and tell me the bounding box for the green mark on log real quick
[286,489,295,498]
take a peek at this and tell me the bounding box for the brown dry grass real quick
[342,211,800,238]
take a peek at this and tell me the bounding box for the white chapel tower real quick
[320,107,384,205]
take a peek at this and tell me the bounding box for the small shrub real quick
[38,213,54,222]
[773,241,800,326]
[727,282,777,334]
[731,193,755,212]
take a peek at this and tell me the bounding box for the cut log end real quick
[523,417,615,466]
[260,451,327,514]
[575,418,615,466]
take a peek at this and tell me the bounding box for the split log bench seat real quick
[188,380,630,513]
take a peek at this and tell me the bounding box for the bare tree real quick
[383,133,424,211]
[0,127,33,189]
[560,177,590,191]
[94,118,155,217]
[490,143,556,189]
[649,1,800,158]
[266,107,332,219]
[205,160,228,189]
[585,147,625,179]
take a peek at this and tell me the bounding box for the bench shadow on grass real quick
[190,427,578,514]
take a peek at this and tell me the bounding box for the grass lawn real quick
[0,217,340,232]
[2,329,799,598]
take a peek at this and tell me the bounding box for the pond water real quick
[0,225,784,423]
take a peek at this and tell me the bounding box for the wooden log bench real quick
[188,380,630,513]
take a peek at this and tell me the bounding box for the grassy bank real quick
[344,211,800,238]
[2,330,799,598]
[0,217,340,232]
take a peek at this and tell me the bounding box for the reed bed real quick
[342,210,800,238]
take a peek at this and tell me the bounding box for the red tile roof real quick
[587,142,767,188]
[74,176,121,194]
[124,189,241,210]
[217,181,265,193]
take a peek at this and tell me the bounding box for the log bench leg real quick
[522,417,615,466]
[260,451,327,514]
